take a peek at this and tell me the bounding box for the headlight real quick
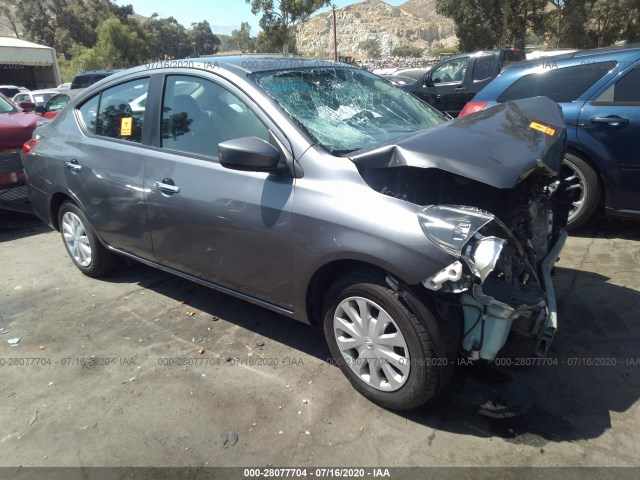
[418,205,494,256]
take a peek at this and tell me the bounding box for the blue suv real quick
[460,45,640,229]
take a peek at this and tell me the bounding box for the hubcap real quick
[562,160,586,224]
[333,296,410,392]
[61,212,92,267]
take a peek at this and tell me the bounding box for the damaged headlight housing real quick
[418,205,506,289]
[418,205,494,257]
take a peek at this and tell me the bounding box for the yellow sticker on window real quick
[120,117,133,136]
[530,122,555,136]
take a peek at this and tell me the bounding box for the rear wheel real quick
[58,201,119,277]
[562,153,601,229]
[323,271,440,411]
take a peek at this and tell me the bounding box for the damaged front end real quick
[418,203,566,360]
[353,97,570,361]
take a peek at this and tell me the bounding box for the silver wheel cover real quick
[333,296,411,392]
[62,211,92,267]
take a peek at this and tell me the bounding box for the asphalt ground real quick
[1,210,639,476]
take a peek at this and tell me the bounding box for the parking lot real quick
[1,210,639,471]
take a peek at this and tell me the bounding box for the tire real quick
[323,271,440,411]
[562,153,601,230]
[58,201,119,277]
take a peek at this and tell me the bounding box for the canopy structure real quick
[0,37,62,89]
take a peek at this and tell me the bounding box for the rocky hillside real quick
[296,0,457,57]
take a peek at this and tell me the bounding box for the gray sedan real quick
[23,57,568,410]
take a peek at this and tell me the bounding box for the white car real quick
[12,89,60,108]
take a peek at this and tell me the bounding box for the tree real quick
[0,0,21,38]
[436,0,503,51]
[14,0,56,46]
[231,21,255,52]
[358,39,381,58]
[392,45,424,57]
[255,26,296,53]
[15,0,132,54]
[190,20,221,55]
[142,14,192,59]
[247,0,329,54]
[92,17,148,68]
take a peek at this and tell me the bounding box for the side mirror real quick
[35,105,46,114]
[18,101,37,112]
[218,137,284,173]
[423,74,434,87]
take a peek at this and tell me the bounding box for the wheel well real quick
[305,260,386,327]
[566,147,606,207]
[50,192,73,231]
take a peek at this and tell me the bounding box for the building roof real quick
[0,36,54,50]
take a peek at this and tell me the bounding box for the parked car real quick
[37,89,84,119]
[24,57,569,410]
[0,85,29,98]
[398,49,526,117]
[459,44,640,229]
[12,89,60,112]
[57,83,72,91]
[70,70,119,90]
[0,93,42,212]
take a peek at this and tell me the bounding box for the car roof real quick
[75,70,120,76]
[48,89,84,100]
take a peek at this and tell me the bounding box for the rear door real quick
[143,73,294,309]
[64,76,153,257]
[577,61,640,213]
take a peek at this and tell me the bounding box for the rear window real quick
[0,88,21,97]
[498,61,616,102]
[72,74,108,89]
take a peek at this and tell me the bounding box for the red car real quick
[0,92,42,212]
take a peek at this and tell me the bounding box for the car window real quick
[46,94,70,112]
[472,55,495,82]
[78,95,99,133]
[431,57,469,84]
[77,78,149,141]
[93,78,150,143]
[33,93,55,104]
[0,95,19,113]
[594,66,640,103]
[14,94,29,103]
[161,75,269,157]
[498,61,616,102]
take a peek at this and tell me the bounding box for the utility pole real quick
[332,4,338,62]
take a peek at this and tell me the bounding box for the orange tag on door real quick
[120,117,133,136]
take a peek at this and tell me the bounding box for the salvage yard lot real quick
[1,210,639,469]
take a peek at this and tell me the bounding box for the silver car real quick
[23,57,568,410]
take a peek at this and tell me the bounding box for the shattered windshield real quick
[253,68,445,155]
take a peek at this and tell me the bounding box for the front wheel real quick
[562,153,601,229]
[58,201,119,277]
[323,271,440,411]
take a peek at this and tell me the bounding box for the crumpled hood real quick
[350,96,567,189]
[0,112,40,150]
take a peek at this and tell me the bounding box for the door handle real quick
[454,86,466,92]
[65,161,82,172]
[591,116,629,126]
[154,180,180,194]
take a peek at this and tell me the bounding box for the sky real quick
[114,0,406,35]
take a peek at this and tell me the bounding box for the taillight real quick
[23,138,38,156]
[459,101,488,118]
